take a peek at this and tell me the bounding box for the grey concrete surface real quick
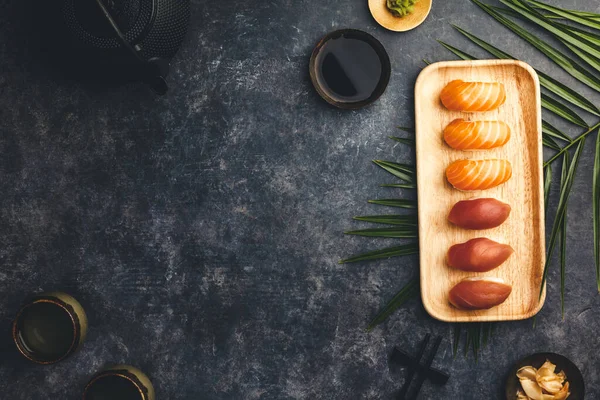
[0,0,599,398]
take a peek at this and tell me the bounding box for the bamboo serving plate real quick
[415,59,545,322]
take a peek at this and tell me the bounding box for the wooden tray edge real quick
[414,59,547,323]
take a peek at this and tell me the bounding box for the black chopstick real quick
[391,347,449,385]
[397,334,430,400]
[406,336,443,400]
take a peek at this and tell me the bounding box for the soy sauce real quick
[312,30,390,107]
[15,302,75,362]
[85,375,143,400]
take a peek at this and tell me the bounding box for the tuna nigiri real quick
[447,238,514,272]
[440,80,506,112]
[449,277,512,310]
[448,198,511,230]
[443,119,511,150]
[446,159,512,191]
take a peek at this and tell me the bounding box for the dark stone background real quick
[0,0,599,398]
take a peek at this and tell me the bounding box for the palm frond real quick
[543,135,561,150]
[541,94,588,127]
[353,214,418,225]
[471,0,600,93]
[559,39,600,74]
[367,279,419,331]
[438,39,589,127]
[594,129,600,291]
[389,136,415,147]
[437,40,477,60]
[339,243,419,264]
[559,152,569,318]
[545,122,600,166]
[482,323,493,346]
[540,140,586,298]
[373,160,415,182]
[451,323,494,358]
[500,0,600,61]
[526,0,600,30]
[453,325,461,358]
[544,163,552,215]
[543,120,572,143]
[344,227,418,238]
[552,20,600,48]
[368,199,417,208]
[559,214,567,318]
[380,183,417,189]
[451,25,600,116]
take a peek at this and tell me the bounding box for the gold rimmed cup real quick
[84,365,155,400]
[12,291,88,364]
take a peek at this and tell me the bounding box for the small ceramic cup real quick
[12,291,88,364]
[83,365,155,400]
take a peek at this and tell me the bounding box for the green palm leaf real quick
[536,7,600,20]
[559,152,569,318]
[373,160,415,182]
[437,40,477,60]
[541,94,588,127]
[453,325,461,358]
[501,0,600,61]
[544,163,552,215]
[389,136,415,147]
[368,199,417,208]
[543,135,561,150]
[381,183,417,189]
[471,0,600,93]
[451,25,512,58]
[560,39,600,74]
[545,122,600,166]
[537,73,600,117]
[353,214,418,225]
[526,0,600,30]
[470,325,481,361]
[540,139,586,298]
[344,227,418,238]
[451,24,600,116]
[543,120,572,143]
[482,323,493,346]
[339,243,419,264]
[560,214,567,318]
[553,20,600,47]
[367,278,419,331]
[561,40,600,76]
[594,129,600,291]
[552,20,600,71]
[438,39,589,126]
[438,40,587,126]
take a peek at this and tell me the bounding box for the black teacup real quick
[12,292,88,364]
[84,365,155,400]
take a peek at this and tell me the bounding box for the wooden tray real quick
[414,60,545,322]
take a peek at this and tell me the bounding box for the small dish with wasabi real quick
[368,0,432,32]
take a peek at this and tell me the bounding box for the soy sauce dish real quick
[309,29,391,109]
[505,352,584,400]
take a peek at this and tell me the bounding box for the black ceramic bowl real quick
[505,352,584,399]
[309,29,391,110]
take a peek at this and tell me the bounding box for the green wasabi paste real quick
[386,0,419,17]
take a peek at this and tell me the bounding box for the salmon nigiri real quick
[446,159,512,191]
[443,119,511,150]
[440,80,506,112]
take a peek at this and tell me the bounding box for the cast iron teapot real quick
[48,0,190,94]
